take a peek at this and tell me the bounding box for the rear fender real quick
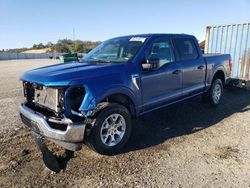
[205,66,226,92]
[210,66,226,84]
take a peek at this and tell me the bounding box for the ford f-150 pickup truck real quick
[19,34,231,171]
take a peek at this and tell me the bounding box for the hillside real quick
[21,48,51,53]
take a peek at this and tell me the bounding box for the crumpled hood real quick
[20,62,124,86]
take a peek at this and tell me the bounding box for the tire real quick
[87,103,132,155]
[208,78,223,106]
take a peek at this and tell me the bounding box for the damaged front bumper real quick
[19,103,86,151]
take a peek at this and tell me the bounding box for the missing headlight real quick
[58,89,65,110]
[64,87,85,117]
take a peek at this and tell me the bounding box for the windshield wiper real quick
[87,59,112,64]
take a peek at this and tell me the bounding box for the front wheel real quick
[87,103,132,155]
[209,78,223,106]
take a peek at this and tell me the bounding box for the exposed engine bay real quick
[21,81,94,172]
[23,81,86,123]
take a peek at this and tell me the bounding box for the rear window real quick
[173,38,198,61]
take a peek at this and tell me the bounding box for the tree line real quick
[1,39,101,53]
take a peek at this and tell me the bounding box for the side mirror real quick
[142,57,160,71]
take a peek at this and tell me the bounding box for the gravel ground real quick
[0,59,250,187]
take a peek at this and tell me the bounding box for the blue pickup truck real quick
[19,34,231,171]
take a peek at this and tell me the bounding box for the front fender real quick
[78,84,138,116]
[96,85,138,106]
[79,85,97,115]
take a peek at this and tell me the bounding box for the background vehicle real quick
[19,34,231,171]
[59,53,79,62]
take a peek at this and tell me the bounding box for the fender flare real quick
[97,86,138,106]
[209,66,226,85]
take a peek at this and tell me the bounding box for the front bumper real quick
[19,103,85,151]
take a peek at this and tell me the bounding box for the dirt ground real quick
[0,59,250,188]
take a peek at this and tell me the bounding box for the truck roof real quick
[112,33,195,39]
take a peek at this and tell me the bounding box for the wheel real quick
[87,103,132,155]
[208,78,223,106]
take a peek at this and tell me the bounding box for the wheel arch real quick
[96,86,138,118]
[212,69,226,86]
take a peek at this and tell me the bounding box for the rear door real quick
[173,38,206,97]
[140,37,182,112]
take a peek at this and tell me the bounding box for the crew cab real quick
[19,34,231,171]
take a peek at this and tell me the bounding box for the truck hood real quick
[20,61,124,86]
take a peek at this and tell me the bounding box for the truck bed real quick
[203,53,231,87]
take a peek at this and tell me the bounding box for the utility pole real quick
[73,27,76,52]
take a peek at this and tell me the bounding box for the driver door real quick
[140,37,182,112]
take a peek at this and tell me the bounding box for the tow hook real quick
[32,132,74,173]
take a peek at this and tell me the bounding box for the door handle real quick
[197,65,205,70]
[172,70,181,75]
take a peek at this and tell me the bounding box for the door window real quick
[173,38,198,61]
[146,38,175,68]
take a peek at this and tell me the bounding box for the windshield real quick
[83,36,147,63]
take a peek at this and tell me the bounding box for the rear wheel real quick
[208,78,223,106]
[87,103,132,155]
